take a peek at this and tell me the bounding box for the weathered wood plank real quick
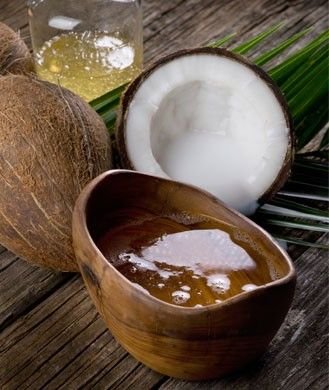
[0,250,73,331]
[0,248,17,272]
[0,276,125,389]
[144,0,328,63]
[0,0,328,389]
[0,0,27,27]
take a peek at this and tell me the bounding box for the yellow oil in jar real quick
[34,31,142,101]
[97,208,280,308]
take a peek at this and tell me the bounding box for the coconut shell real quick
[116,47,293,209]
[0,75,111,271]
[0,22,35,75]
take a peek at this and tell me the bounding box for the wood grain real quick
[72,170,296,380]
[0,0,328,388]
[0,253,72,331]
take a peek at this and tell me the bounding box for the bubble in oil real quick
[172,290,191,305]
[233,229,264,256]
[206,274,231,294]
[241,283,258,292]
[166,211,205,226]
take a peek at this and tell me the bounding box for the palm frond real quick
[254,28,311,66]
[262,218,328,232]
[91,83,126,129]
[273,235,328,249]
[233,23,283,54]
[208,33,236,48]
[320,129,329,149]
[269,30,329,83]
[259,203,329,222]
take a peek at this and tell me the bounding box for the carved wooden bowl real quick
[72,170,296,380]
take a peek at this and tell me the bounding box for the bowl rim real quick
[73,169,296,313]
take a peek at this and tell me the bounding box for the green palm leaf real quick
[254,28,311,66]
[233,23,283,54]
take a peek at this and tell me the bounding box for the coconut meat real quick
[125,53,289,215]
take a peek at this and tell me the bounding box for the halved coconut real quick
[117,48,293,215]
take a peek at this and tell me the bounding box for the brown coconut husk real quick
[0,22,35,75]
[0,75,111,271]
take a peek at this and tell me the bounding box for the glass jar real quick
[27,0,143,101]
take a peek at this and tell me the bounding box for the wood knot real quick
[81,264,100,289]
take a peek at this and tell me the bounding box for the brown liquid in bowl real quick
[97,207,279,307]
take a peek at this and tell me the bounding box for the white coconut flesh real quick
[124,52,290,215]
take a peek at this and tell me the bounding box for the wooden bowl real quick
[72,170,296,380]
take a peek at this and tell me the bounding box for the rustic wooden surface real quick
[0,0,328,389]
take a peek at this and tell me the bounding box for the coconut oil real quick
[34,31,143,101]
[97,208,279,307]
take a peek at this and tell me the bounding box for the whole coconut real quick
[0,22,34,75]
[0,75,111,271]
